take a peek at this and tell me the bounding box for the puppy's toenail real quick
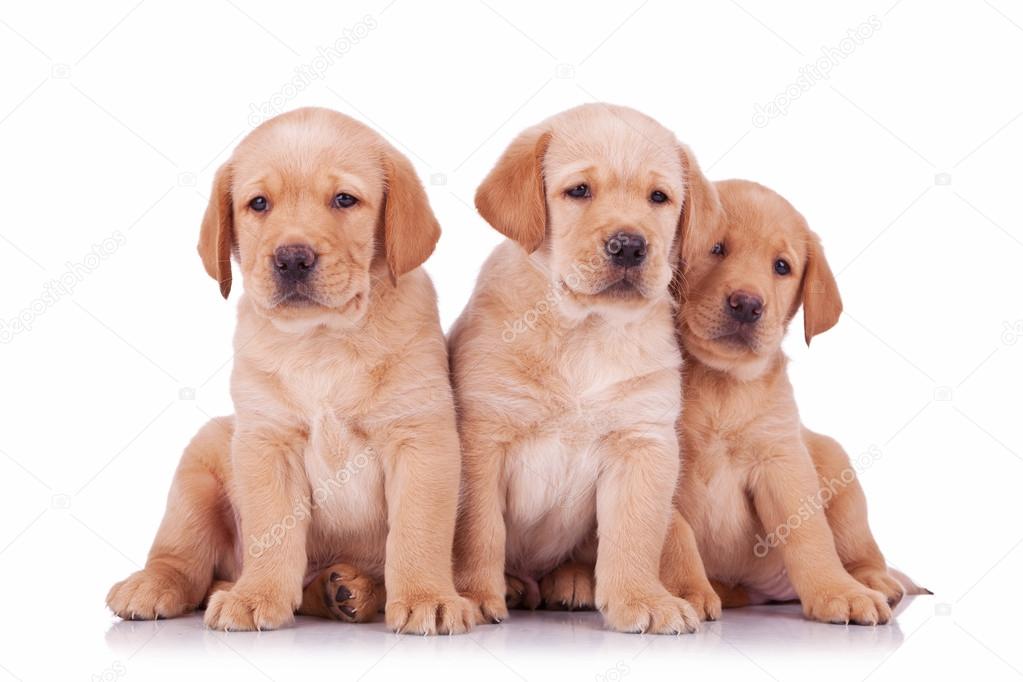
[340,605,356,619]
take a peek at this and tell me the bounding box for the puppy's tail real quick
[890,566,932,596]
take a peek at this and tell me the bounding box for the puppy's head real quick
[678,179,842,377]
[198,107,439,331]
[475,103,712,321]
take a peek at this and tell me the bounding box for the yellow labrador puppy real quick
[451,104,717,634]
[664,179,927,624]
[106,108,474,634]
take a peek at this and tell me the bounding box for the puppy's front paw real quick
[463,590,509,624]
[386,593,476,635]
[323,565,381,623]
[540,563,594,611]
[600,590,700,634]
[204,584,295,631]
[850,566,905,607]
[107,568,195,620]
[675,584,722,621]
[803,581,892,625]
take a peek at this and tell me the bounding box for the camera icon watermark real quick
[178,387,196,400]
[934,172,952,186]
[1001,320,1023,345]
[51,493,72,510]
[177,172,197,187]
[933,386,954,402]
[934,602,952,617]
[555,63,575,79]
[51,63,71,79]
[430,172,447,186]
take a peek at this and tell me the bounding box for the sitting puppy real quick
[665,178,924,625]
[451,103,718,634]
[106,108,474,634]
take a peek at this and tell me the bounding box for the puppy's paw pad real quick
[204,586,294,631]
[388,593,476,635]
[602,592,700,635]
[107,569,193,620]
[323,566,378,623]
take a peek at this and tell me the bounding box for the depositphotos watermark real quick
[247,15,378,126]
[1,231,127,343]
[500,239,627,343]
[752,15,882,128]
[751,445,883,558]
[248,446,376,558]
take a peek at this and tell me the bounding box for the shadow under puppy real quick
[451,103,716,634]
[107,107,474,634]
[664,178,928,625]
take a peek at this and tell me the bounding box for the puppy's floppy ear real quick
[197,163,234,299]
[475,126,552,253]
[676,145,722,286]
[381,148,441,282]
[800,231,842,345]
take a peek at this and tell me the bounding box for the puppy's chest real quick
[535,328,677,436]
[265,344,387,533]
[276,350,376,418]
[302,406,387,536]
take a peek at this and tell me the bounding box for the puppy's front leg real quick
[595,431,699,634]
[204,426,309,631]
[750,442,891,625]
[381,415,476,635]
[453,424,509,624]
[660,510,721,620]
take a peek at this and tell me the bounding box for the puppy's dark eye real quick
[711,242,725,257]
[333,193,358,209]
[650,190,668,204]
[566,184,590,199]
[249,196,268,212]
[774,259,791,276]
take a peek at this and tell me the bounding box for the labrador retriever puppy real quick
[663,178,926,625]
[451,103,715,634]
[106,107,474,634]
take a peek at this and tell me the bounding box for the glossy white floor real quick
[4,596,998,681]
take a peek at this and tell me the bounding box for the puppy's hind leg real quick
[107,417,236,620]
[806,429,908,607]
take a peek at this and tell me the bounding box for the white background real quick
[1,0,1021,680]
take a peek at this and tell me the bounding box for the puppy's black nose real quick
[606,232,647,268]
[274,244,317,281]
[727,291,764,323]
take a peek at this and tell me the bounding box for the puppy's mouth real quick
[268,283,330,309]
[714,325,760,350]
[686,316,766,354]
[597,277,642,298]
[566,269,649,301]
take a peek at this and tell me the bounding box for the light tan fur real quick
[106,108,474,634]
[666,179,919,625]
[451,103,712,634]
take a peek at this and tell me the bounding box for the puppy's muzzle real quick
[605,232,647,268]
